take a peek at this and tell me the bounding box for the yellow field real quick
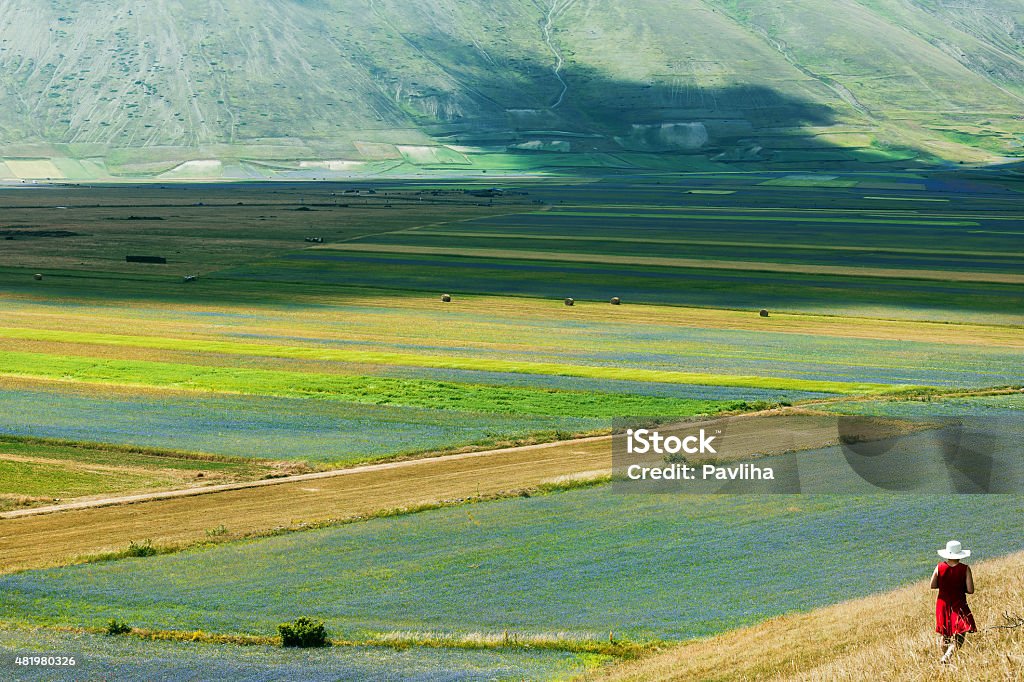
[5,287,1021,352]
[2,158,64,179]
[593,551,1024,681]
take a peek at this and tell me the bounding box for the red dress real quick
[935,561,977,636]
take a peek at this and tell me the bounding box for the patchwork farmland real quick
[1,173,1022,680]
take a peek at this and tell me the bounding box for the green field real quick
[0,351,755,417]
[0,437,273,512]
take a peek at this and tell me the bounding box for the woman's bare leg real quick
[939,634,965,664]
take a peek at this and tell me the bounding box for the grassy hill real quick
[594,550,1024,681]
[0,0,1022,178]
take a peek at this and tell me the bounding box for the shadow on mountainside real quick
[356,29,892,170]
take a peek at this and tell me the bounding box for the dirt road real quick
[0,435,612,573]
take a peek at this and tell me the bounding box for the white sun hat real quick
[938,540,971,560]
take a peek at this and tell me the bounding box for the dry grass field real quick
[594,551,1024,681]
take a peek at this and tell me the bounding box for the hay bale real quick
[33,273,43,281]
[441,293,452,303]
[759,309,769,317]
[564,298,575,307]
[610,297,621,305]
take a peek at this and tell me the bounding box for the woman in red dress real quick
[931,539,976,664]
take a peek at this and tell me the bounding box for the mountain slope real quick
[0,0,1022,178]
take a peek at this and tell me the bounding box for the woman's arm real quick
[965,565,975,594]
[930,565,939,589]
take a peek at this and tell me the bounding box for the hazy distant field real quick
[221,175,1024,323]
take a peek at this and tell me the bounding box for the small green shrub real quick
[106,619,131,636]
[278,617,329,648]
[125,540,157,557]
